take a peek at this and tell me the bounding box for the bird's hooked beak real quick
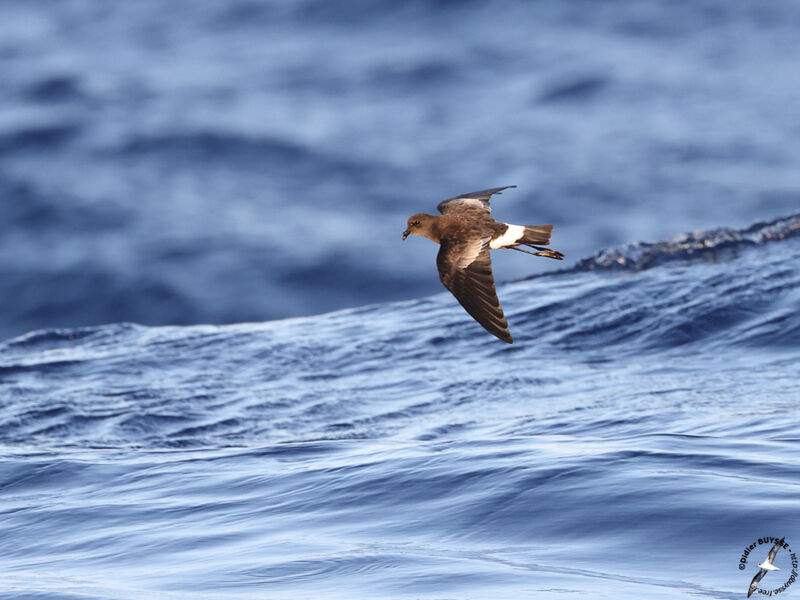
[402,229,410,240]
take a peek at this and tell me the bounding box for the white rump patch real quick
[490,224,525,249]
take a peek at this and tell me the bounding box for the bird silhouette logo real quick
[748,538,784,597]
[744,537,798,598]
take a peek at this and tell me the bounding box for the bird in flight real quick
[403,185,563,343]
[748,538,785,597]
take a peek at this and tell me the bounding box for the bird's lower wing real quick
[748,568,768,597]
[437,240,513,343]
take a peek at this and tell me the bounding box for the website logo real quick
[739,537,797,597]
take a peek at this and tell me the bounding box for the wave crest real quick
[574,213,800,272]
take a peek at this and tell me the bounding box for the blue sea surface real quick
[2,0,800,339]
[2,215,800,599]
[1,1,800,599]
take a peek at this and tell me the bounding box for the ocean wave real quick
[2,211,799,451]
[571,212,800,272]
[112,130,393,183]
[0,122,82,155]
[0,205,796,599]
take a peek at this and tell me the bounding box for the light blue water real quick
[2,215,799,599]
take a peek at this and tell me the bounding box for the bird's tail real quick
[517,224,564,260]
[494,223,564,259]
[520,224,553,245]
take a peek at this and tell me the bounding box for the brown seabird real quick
[403,185,563,344]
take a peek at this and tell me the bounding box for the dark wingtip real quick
[497,331,514,344]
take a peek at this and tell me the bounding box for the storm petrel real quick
[748,538,785,598]
[403,185,563,344]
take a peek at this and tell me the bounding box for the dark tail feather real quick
[518,225,563,260]
[521,224,553,245]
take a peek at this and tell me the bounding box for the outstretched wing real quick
[748,568,768,598]
[436,236,513,343]
[437,185,516,215]
[768,539,785,564]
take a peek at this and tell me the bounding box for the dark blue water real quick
[2,215,799,599]
[2,1,800,598]
[3,0,800,340]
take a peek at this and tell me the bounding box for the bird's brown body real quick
[404,213,507,245]
[403,186,563,343]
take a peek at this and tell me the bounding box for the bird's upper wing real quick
[436,236,512,343]
[437,185,516,215]
[748,568,768,597]
[768,539,785,564]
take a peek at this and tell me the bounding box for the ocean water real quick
[2,1,800,599]
[2,0,800,339]
[2,215,800,599]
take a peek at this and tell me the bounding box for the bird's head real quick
[403,213,436,240]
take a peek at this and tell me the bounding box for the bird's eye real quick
[413,220,420,226]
